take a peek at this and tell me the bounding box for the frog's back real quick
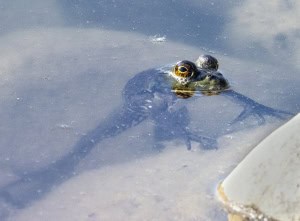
[122,67,171,102]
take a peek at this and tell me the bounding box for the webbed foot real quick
[223,90,293,126]
[230,103,293,126]
[184,129,218,150]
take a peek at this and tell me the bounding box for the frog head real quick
[170,56,229,97]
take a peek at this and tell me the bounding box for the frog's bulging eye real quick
[173,60,198,80]
[196,55,219,71]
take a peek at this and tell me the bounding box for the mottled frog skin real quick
[0,55,292,213]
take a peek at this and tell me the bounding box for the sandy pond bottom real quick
[0,27,293,221]
[6,124,278,221]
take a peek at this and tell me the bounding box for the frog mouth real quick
[171,82,195,99]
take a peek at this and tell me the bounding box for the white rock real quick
[218,114,300,221]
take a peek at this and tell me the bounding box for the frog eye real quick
[179,66,188,72]
[196,55,219,71]
[173,60,198,79]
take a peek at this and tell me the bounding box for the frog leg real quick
[154,127,217,151]
[170,101,218,150]
[0,106,149,209]
[152,106,218,150]
[185,131,218,150]
[229,103,291,126]
[222,90,293,126]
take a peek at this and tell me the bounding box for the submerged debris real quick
[149,34,167,43]
[56,124,73,129]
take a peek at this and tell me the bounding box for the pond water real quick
[0,1,299,220]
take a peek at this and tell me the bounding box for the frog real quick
[0,55,292,211]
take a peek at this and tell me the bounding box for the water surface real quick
[0,1,299,220]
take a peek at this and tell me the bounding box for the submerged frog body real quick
[0,55,292,211]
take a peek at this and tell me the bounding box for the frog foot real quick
[184,130,218,150]
[230,104,293,126]
[223,90,293,126]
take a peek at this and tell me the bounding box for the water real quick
[0,1,299,220]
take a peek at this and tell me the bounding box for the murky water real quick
[0,1,299,220]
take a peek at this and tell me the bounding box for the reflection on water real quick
[60,0,229,48]
[0,0,299,220]
[225,0,300,69]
